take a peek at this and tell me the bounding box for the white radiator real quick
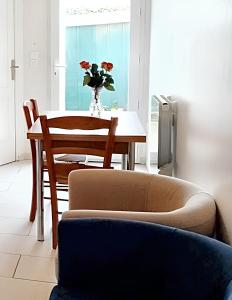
[152,95,176,176]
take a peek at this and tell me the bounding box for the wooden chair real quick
[23,99,40,221]
[40,115,118,249]
[23,99,86,222]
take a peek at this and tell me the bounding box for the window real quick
[57,0,131,111]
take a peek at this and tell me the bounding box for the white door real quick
[50,0,151,112]
[0,0,15,165]
[50,0,151,163]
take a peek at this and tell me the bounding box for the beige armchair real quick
[63,169,216,236]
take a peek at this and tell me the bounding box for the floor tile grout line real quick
[0,233,31,237]
[13,254,56,259]
[0,216,31,220]
[0,250,55,258]
[10,276,57,284]
[0,232,33,238]
[0,251,21,257]
[0,276,56,285]
[12,254,21,278]
[12,255,57,283]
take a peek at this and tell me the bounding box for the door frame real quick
[128,0,151,164]
[50,0,66,110]
[0,0,18,164]
[13,0,25,161]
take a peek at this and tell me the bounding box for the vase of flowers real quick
[80,61,115,117]
[89,86,102,117]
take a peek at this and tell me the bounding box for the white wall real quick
[16,0,50,159]
[150,0,232,243]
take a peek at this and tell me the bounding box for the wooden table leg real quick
[36,140,44,241]
[128,142,135,170]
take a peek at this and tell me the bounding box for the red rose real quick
[101,61,108,70]
[106,62,113,72]
[80,61,91,70]
[101,61,113,72]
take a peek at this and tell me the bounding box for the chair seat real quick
[42,155,86,172]
[55,162,106,184]
[55,154,87,163]
[43,153,86,164]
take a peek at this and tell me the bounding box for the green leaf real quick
[105,77,114,84]
[100,70,105,76]
[91,63,98,74]
[98,77,104,84]
[104,83,115,91]
[83,75,91,86]
[104,73,111,78]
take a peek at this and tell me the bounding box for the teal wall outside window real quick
[65,22,130,111]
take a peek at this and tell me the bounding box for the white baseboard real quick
[16,152,31,161]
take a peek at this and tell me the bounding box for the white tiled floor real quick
[0,160,151,299]
[0,277,54,300]
[0,160,55,299]
[15,255,57,283]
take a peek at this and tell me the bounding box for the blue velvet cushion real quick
[50,219,232,300]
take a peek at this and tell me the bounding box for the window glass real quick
[64,0,130,111]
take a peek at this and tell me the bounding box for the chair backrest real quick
[23,99,39,159]
[23,99,39,129]
[40,115,118,176]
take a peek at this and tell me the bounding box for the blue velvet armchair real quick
[50,219,232,300]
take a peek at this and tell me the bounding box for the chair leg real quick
[50,182,59,249]
[29,157,37,222]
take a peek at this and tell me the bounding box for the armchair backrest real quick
[68,169,205,212]
[57,219,232,300]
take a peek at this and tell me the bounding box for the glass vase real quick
[89,87,102,117]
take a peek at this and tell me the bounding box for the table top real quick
[27,111,146,143]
